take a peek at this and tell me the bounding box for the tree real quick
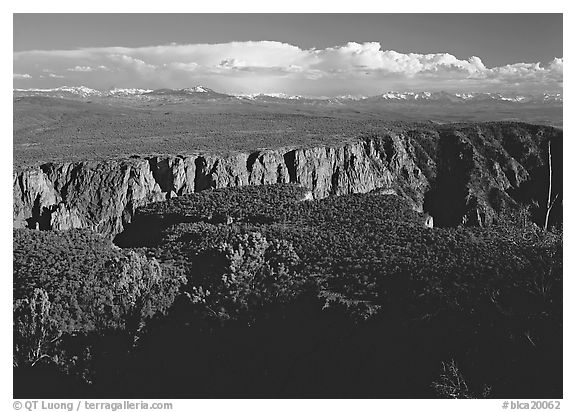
[188,232,303,322]
[544,140,558,231]
[13,288,57,367]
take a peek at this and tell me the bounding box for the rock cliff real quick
[13,122,562,237]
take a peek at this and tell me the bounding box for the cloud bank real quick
[13,41,563,95]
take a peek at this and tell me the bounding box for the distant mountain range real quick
[13,85,562,105]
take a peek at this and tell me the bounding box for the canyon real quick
[13,122,562,238]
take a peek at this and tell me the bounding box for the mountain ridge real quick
[13,85,563,104]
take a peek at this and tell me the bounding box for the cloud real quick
[164,62,200,72]
[68,66,94,72]
[48,73,65,78]
[13,41,563,95]
[106,55,156,73]
[485,58,564,84]
[549,57,563,73]
[67,65,100,72]
[67,65,111,73]
[13,73,32,79]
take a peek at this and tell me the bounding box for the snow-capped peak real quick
[13,86,562,104]
[192,86,209,93]
[14,86,102,97]
[381,92,409,100]
[54,86,102,96]
[413,92,432,100]
[542,93,562,102]
[335,94,367,101]
[107,88,153,96]
[234,92,307,100]
[268,93,303,100]
[181,86,211,93]
[455,93,475,100]
[373,91,562,104]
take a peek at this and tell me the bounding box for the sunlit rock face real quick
[13,122,562,237]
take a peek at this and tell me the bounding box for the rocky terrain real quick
[14,121,562,238]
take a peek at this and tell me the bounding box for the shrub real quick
[13,229,186,380]
[126,185,562,326]
[431,359,491,399]
[16,184,562,397]
[117,251,185,336]
[187,232,304,322]
[13,288,56,367]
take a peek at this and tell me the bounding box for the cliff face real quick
[13,123,562,237]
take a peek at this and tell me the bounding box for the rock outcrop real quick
[13,122,562,237]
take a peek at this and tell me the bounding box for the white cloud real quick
[549,57,563,73]
[67,66,95,72]
[164,62,200,72]
[67,65,111,72]
[483,59,563,86]
[13,73,32,79]
[13,41,563,95]
[48,73,65,78]
[106,54,156,73]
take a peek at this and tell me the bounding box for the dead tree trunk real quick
[544,140,556,231]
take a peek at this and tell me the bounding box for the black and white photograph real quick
[11,10,565,402]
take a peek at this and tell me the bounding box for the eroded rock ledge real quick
[13,123,562,237]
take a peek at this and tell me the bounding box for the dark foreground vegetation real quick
[14,184,562,398]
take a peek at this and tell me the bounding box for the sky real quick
[13,14,563,96]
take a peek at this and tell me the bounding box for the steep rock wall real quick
[13,123,562,237]
[14,133,428,237]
